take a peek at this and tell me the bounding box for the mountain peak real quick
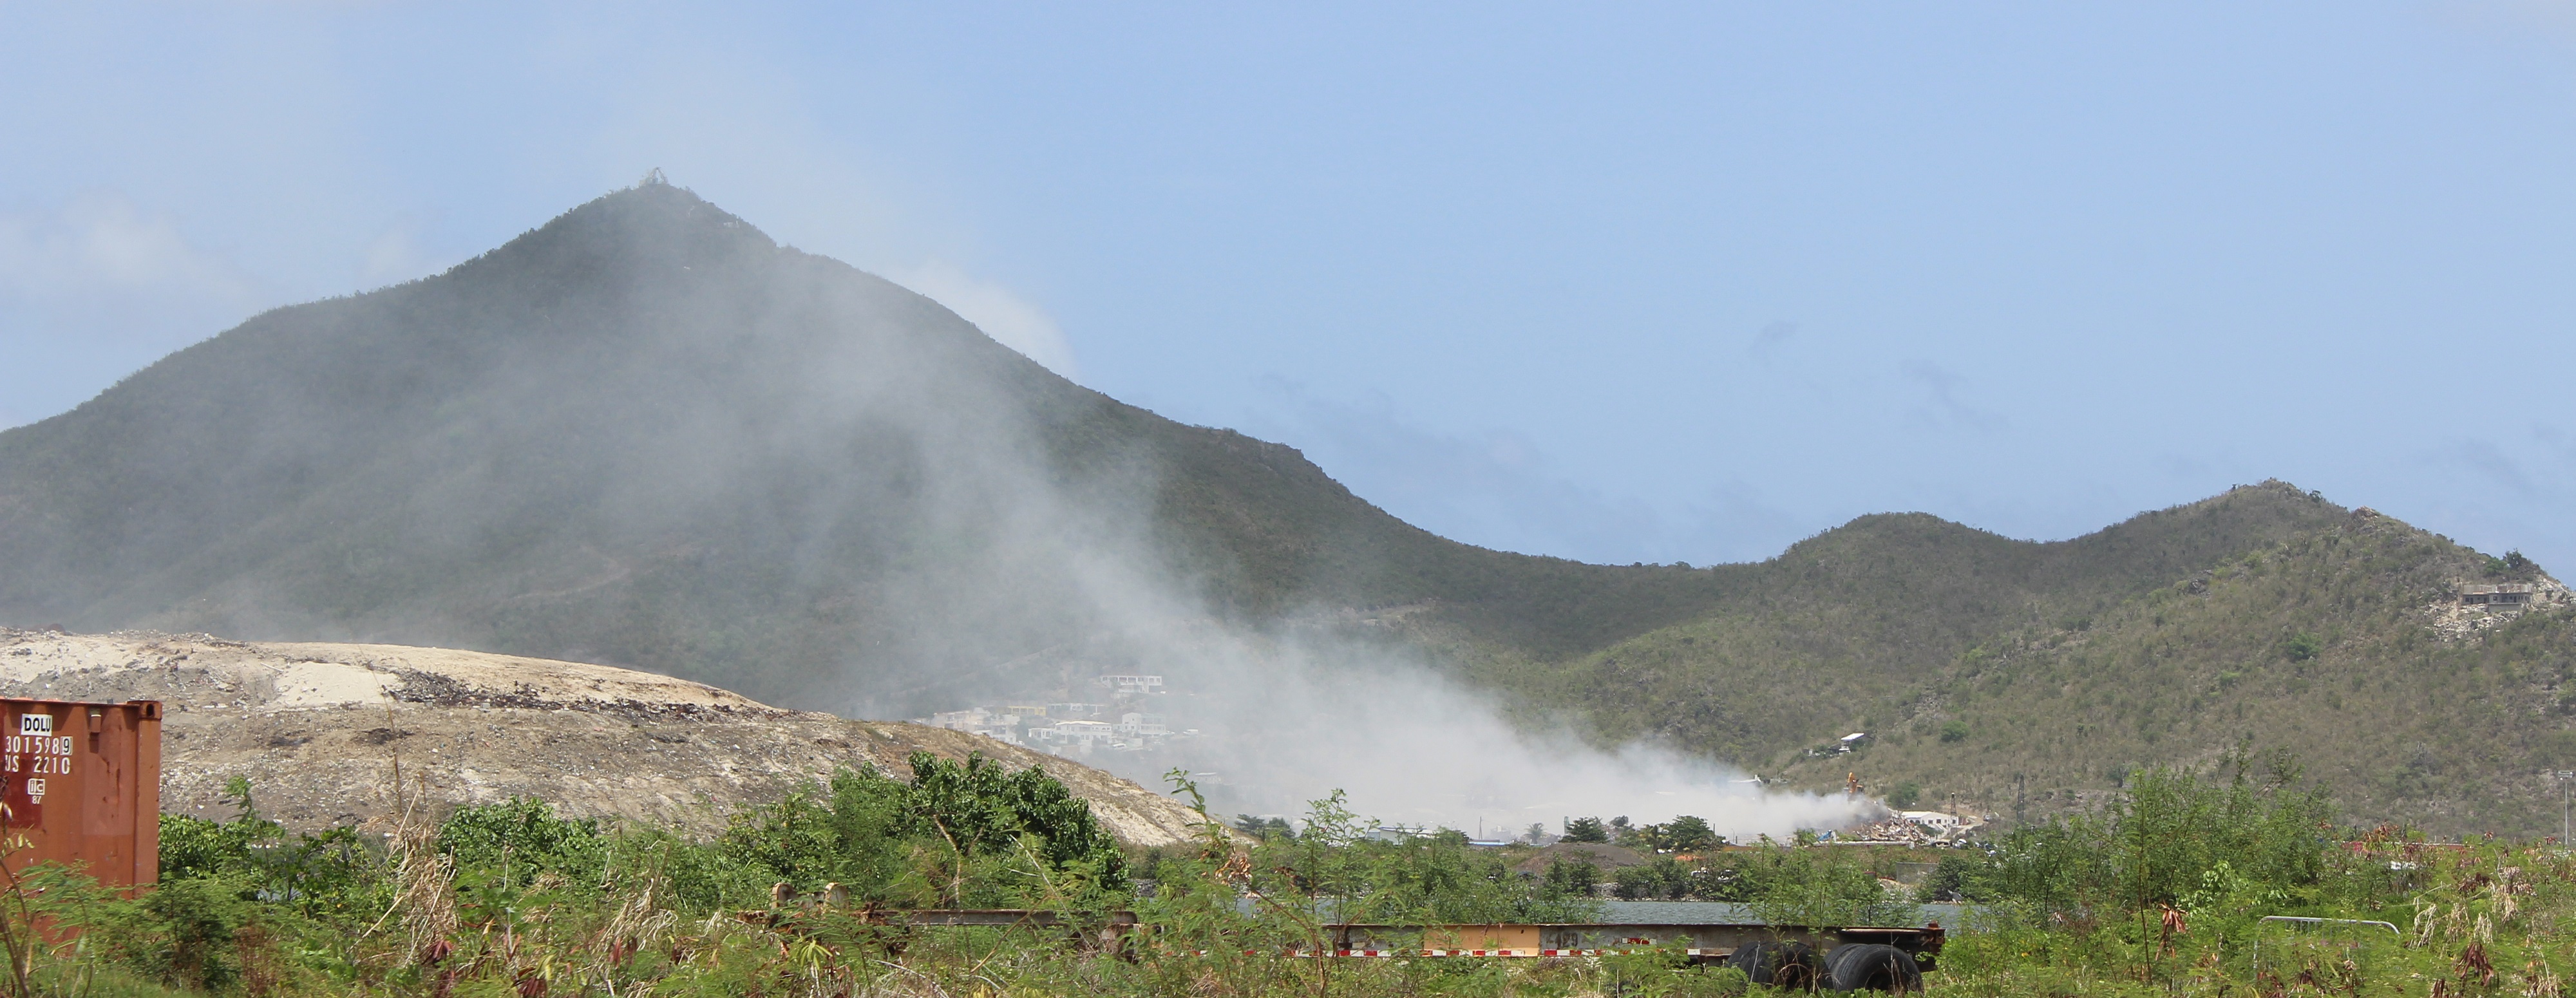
[446,181,779,289]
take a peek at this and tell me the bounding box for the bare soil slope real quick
[0,628,1214,847]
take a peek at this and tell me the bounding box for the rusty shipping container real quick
[0,699,160,887]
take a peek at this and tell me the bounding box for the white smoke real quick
[822,361,1876,838]
[1149,646,1879,839]
[1,183,1867,842]
[890,259,1081,380]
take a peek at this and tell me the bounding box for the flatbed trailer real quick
[1332,921,1942,967]
[851,910,1944,967]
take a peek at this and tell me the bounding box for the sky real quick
[6,2,2576,572]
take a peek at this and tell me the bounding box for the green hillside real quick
[3,183,2568,833]
[1766,505,2576,834]
[1430,482,2350,751]
[1424,487,2572,833]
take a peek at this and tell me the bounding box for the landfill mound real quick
[0,628,1216,847]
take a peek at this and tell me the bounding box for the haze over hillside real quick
[3,182,2568,834]
[0,181,1686,716]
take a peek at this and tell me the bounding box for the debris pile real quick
[1839,818,1944,845]
[0,628,1220,847]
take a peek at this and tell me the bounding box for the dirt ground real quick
[0,628,1217,847]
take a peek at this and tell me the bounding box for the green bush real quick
[438,796,607,892]
[1948,751,2333,915]
[1232,814,1296,840]
[158,778,280,882]
[1543,858,1600,898]
[1740,848,1918,927]
[1613,858,1694,900]
[707,753,1128,909]
[158,778,381,921]
[1630,814,1719,853]
[135,877,255,993]
[904,751,1128,894]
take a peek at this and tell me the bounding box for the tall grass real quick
[1,753,2566,997]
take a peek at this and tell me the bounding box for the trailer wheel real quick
[1728,940,1823,991]
[1824,943,1923,993]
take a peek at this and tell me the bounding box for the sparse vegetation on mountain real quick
[1766,507,2576,833]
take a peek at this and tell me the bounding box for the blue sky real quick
[6,2,2575,570]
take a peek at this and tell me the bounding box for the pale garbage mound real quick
[0,628,1218,847]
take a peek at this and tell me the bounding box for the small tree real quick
[2487,550,2537,579]
[1232,814,1295,840]
[1665,816,1719,853]
[1613,858,1694,899]
[1544,858,1601,898]
[1562,816,1609,843]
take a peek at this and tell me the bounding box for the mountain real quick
[1762,504,2576,834]
[1426,482,2354,760]
[1403,485,2576,834]
[3,182,2569,834]
[0,180,1650,714]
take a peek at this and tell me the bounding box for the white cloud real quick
[0,194,260,308]
[0,193,272,424]
[887,259,1081,380]
[355,221,441,290]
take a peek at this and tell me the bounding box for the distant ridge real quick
[3,185,2569,833]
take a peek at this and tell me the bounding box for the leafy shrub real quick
[1740,848,1918,927]
[136,877,254,993]
[437,796,607,892]
[1947,751,2333,914]
[1613,858,1695,899]
[712,753,1127,907]
[1544,858,1600,898]
[904,751,1126,892]
[158,778,280,881]
[1231,814,1296,840]
[2486,550,2536,579]
[1630,815,1719,853]
[159,778,380,920]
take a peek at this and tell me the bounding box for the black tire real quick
[1728,940,1823,990]
[1824,943,1924,993]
